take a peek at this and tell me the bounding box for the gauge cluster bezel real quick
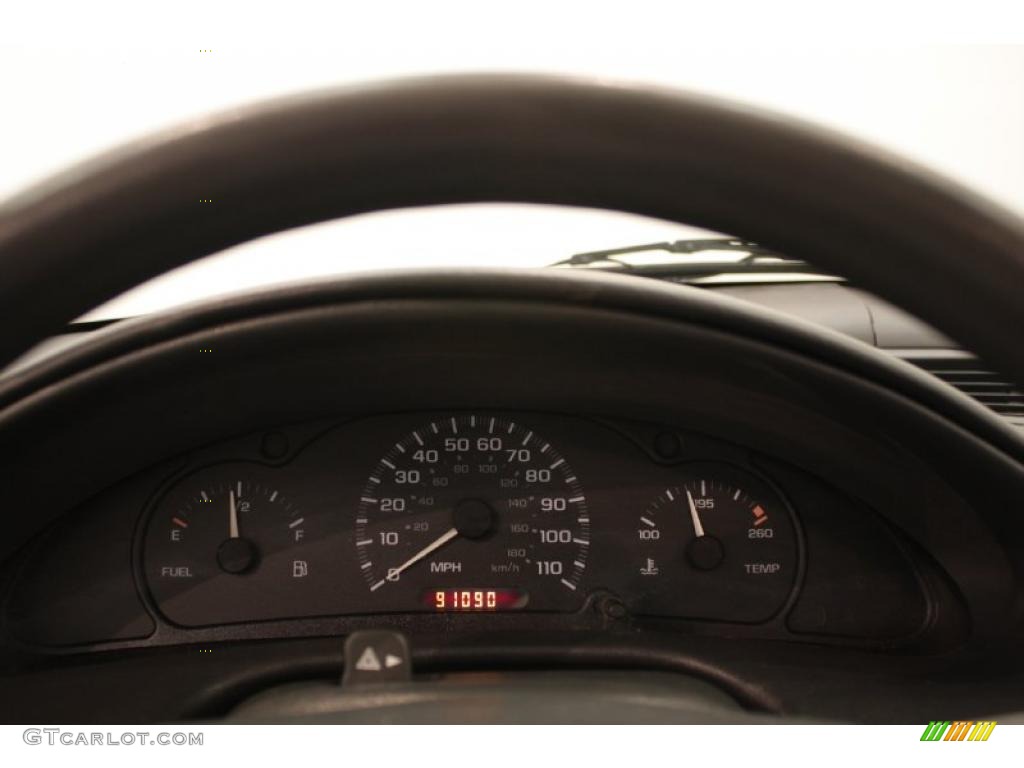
[8,409,926,656]
[131,412,813,631]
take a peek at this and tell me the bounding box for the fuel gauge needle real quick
[229,489,240,539]
[686,489,706,538]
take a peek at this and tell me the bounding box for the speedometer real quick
[354,414,590,612]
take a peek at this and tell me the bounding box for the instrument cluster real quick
[142,412,803,626]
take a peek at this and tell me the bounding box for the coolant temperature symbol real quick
[640,558,659,576]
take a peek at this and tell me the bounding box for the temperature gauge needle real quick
[229,489,240,539]
[686,489,706,538]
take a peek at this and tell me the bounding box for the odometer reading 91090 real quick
[426,588,529,611]
[355,415,590,612]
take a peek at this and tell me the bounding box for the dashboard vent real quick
[907,354,1024,428]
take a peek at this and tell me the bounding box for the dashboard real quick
[4,410,958,653]
[1,271,1022,723]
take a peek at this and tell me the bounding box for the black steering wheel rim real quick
[1,73,1022,383]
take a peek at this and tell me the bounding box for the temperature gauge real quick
[629,463,799,622]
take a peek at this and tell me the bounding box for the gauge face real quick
[628,463,798,622]
[355,414,589,611]
[144,468,333,626]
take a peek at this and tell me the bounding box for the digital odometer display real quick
[354,414,590,612]
[426,588,529,611]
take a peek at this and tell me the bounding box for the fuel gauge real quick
[143,467,330,626]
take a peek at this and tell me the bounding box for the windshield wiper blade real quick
[551,238,781,267]
[549,237,833,280]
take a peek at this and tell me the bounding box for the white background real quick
[2,2,1023,318]
[1,725,1019,767]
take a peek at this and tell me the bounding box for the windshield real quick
[4,26,1022,321]
[73,207,727,321]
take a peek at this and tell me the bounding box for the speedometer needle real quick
[384,526,460,583]
[229,489,240,539]
[686,489,706,538]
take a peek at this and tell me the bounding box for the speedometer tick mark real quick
[560,579,577,591]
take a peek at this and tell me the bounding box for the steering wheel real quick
[1,74,1023,723]
[1,74,1022,383]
